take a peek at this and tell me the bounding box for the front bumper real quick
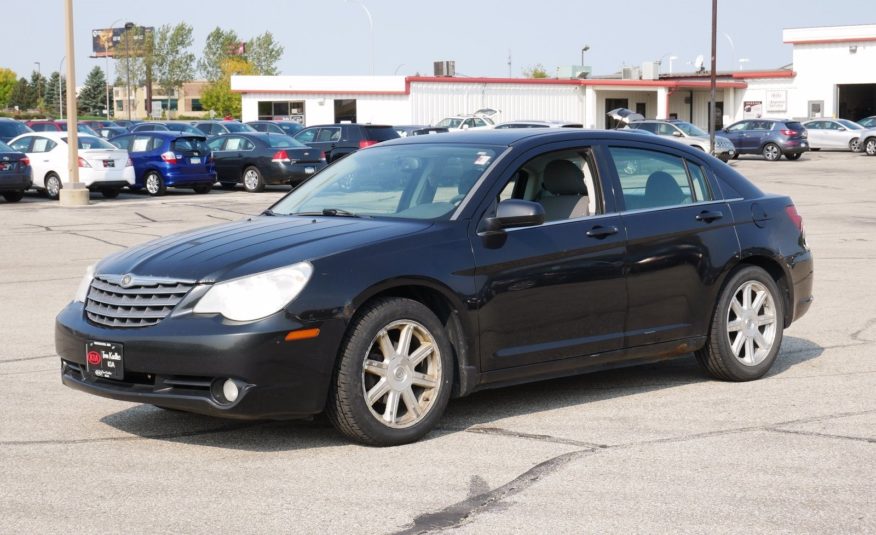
[55,302,345,419]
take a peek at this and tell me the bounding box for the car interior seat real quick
[538,159,590,221]
[644,171,686,208]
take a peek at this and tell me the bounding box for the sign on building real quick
[766,90,787,113]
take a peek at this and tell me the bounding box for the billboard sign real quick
[91,26,154,58]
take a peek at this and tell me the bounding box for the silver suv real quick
[628,119,736,162]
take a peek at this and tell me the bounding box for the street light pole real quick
[580,45,590,67]
[61,0,88,206]
[124,21,134,120]
[34,62,41,105]
[347,0,374,75]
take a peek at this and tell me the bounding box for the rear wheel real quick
[762,143,781,161]
[865,137,876,156]
[785,153,802,161]
[695,266,784,381]
[849,138,861,152]
[2,191,24,202]
[242,166,265,192]
[144,171,166,196]
[192,184,212,194]
[45,173,62,200]
[101,188,120,199]
[326,298,454,446]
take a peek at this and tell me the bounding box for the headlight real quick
[193,262,313,322]
[73,264,95,303]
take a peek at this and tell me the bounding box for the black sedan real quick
[207,132,327,192]
[0,140,32,202]
[55,129,814,446]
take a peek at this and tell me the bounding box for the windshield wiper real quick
[294,208,362,218]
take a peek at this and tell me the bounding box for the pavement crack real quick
[850,318,876,343]
[134,211,157,222]
[65,231,126,248]
[0,422,261,447]
[464,426,607,449]
[767,428,875,444]
[0,354,56,365]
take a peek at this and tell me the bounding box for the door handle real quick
[695,210,724,222]
[586,225,619,239]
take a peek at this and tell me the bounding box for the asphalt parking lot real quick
[1,150,874,534]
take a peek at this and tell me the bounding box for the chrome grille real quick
[85,275,195,328]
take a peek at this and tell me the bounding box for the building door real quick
[605,98,629,128]
[334,99,357,123]
[837,84,876,120]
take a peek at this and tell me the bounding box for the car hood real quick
[96,216,431,283]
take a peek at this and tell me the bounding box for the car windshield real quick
[673,122,709,137]
[224,122,255,133]
[837,119,863,130]
[435,118,463,128]
[270,144,502,220]
[62,136,117,150]
[265,135,307,148]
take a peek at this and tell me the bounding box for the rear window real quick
[784,122,804,131]
[172,138,209,153]
[0,121,31,138]
[364,126,401,142]
[265,135,306,148]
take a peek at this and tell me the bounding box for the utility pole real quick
[59,57,65,119]
[61,0,88,206]
[124,22,133,120]
[507,50,512,78]
[709,0,717,156]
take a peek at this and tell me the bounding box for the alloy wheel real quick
[146,174,160,195]
[46,175,61,198]
[361,320,442,429]
[244,169,260,191]
[849,138,861,152]
[763,144,780,161]
[867,139,876,156]
[726,281,778,367]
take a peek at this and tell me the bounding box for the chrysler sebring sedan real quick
[56,130,814,446]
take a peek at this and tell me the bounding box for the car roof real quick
[302,123,392,128]
[117,130,203,138]
[13,131,78,140]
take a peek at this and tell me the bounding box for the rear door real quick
[605,143,739,347]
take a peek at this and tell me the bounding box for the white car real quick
[435,108,499,131]
[7,132,135,199]
[803,118,876,152]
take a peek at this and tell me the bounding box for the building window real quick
[257,100,305,122]
[191,99,203,112]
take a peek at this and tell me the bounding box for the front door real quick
[472,143,627,371]
[604,144,738,347]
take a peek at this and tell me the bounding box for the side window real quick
[130,135,153,152]
[463,119,475,129]
[473,118,486,127]
[686,162,713,202]
[239,138,255,150]
[207,137,225,151]
[224,137,242,150]
[609,147,694,210]
[32,137,57,153]
[316,128,340,142]
[636,123,659,134]
[295,128,317,143]
[726,122,748,132]
[658,123,678,136]
[110,136,130,150]
[150,137,165,151]
[9,138,32,152]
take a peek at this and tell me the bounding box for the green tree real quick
[522,64,549,78]
[246,31,283,76]
[199,27,240,81]
[0,67,16,109]
[7,77,30,111]
[153,22,195,118]
[44,72,68,118]
[28,71,47,110]
[200,57,254,117]
[77,67,107,116]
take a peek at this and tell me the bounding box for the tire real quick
[193,184,212,194]
[2,191,24,202]
[865,137,876,156]
[762,143,781,161]
[695,266,784,382]
[219,182,237,190]
[242,166,265,192]
[45,173,62,200]
[144,171,166,196]
[731,153,739,160]
[718,154,730,163]
[849,138,861,152]
[101,188,120,199]
[326,297,454,446]
[785,153,802,161]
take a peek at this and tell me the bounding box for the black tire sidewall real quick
[333,298,454,445]
[45,174,61,200]
[710,266,784,380]
[2,191,24,202]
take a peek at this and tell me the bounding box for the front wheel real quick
[762,143,781,161]
[326,298,454,446]
[865,137,876,156]
[849,138,861,152]
[145,171,166,196]
[242,166,265,192]
[2,191,24,202]
[695,266,784,381]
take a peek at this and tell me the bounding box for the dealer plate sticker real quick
[85,341,124,380]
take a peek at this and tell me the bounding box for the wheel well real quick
[735,256,793,327]
[354,285,473,397]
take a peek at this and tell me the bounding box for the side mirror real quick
[672,131,683,137]
[480,199,545,236]
[838,126,847,131]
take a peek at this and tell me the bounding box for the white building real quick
[231,24,876,130]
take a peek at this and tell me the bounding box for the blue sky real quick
[2,0,873,83]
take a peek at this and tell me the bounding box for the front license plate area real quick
[86,341,124,380]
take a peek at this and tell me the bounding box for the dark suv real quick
[721,119,809,161]
[292,124,399,162]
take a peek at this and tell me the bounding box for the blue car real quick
[109,132,216,195]
[0,139,32,203]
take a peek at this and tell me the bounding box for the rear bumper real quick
[81,166,136,187]
[163,169,217,187]
[788,249,814,323]
[264,162,327,185]
[780,140,810,154]
[0,172,32,191]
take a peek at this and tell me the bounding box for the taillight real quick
[781,129,797,136]
[319,151,326,161]
[77,156,91,168]
[20,156,29,167]
[271,149,290,163]
[359,139,378,149]
[160,151,178,164]
[785,204,803,232]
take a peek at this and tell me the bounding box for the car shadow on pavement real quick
[98,336,823,450]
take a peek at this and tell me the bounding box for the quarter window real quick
[609,147,702,210]
[686,162,712,202]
